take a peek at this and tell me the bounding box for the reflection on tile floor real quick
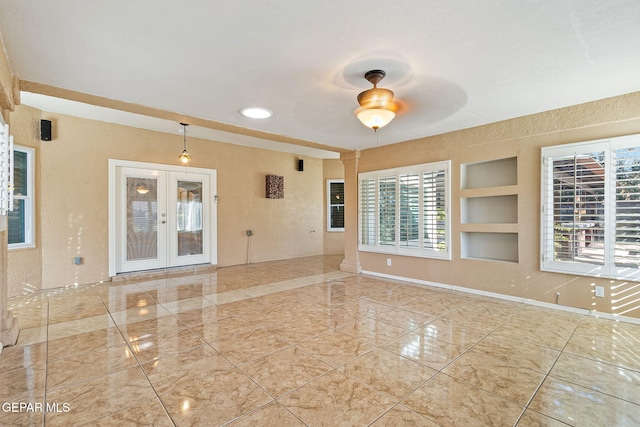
[3,255,640,426]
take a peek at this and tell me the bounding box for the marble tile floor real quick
[2,255,640,426]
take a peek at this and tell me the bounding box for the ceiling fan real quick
[355,69,399,131]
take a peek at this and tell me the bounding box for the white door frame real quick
[108,159,217,277]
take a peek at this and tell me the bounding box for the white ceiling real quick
[1,1,640,157]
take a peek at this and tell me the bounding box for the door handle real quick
[161,220,166,224]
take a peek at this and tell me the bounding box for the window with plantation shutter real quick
[378,175,397,247]
[359,177,376,245]
[614,146,640,269]
[423,170,448,252]
[359,161,450,259]
[399,173,419,248]
[541,134,640,280]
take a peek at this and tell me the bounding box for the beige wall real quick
[323,159,345,255]
[355,92,640,319]
[7,105,331,292]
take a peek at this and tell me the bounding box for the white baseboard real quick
[362,270,640,326]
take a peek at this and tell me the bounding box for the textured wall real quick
[0,39,15,114]
[355,92,640,318]
[7,105,327,291]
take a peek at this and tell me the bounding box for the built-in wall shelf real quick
[459,185,519,199]
[460,156,519,263]
[461,195,518,224]
[461,232,519,263]
[460,223,518,233]
[461,157,517,190]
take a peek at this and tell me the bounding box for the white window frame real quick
[8,145,35,249]
[541,134,640,280]
[327,179,344,232]
[358,160,451,260]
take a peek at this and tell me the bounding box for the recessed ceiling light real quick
[240,107,273,119]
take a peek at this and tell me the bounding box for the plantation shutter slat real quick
[379,176,397,246]
[399,173,420,248]
[550,152,605,266]
[359,178,376,245]
[424,170,447,252]
[615,147,640,268]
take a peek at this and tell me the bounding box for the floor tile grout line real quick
[103,299,179,427]
[407,304,539,426]
[264,323,435,421]
[429,305,540,425]
[170,305,306,422]
[542,317,640,408]
[219,400,310,427]
[45,293,179,425]
[39,285,508,425]
[365,403,435,427]
[513,313,586,426]
[18,259,640,426]
[42,296,50,427]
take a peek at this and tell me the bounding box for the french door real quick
[109,160,217,275]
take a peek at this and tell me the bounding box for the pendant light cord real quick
[183,123,187,150]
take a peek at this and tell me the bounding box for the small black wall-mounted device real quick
[40,119,52,141]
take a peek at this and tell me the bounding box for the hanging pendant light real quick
[178,122,191,164]
[355,70,398,132]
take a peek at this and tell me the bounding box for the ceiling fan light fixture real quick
[355,69,398,131]
[240,107,273,119]
[356,108,396,130]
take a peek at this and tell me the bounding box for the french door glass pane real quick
[177,181,203,256]
[126,177,158,261]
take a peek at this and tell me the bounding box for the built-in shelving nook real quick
[460,156,519,263]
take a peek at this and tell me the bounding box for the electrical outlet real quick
[595,286,605,298]
[386,258,392,267]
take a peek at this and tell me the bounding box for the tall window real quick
[359,161,450,259]
[541,134,640,280]
[9,146,35,248]
[326,180,344,231]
